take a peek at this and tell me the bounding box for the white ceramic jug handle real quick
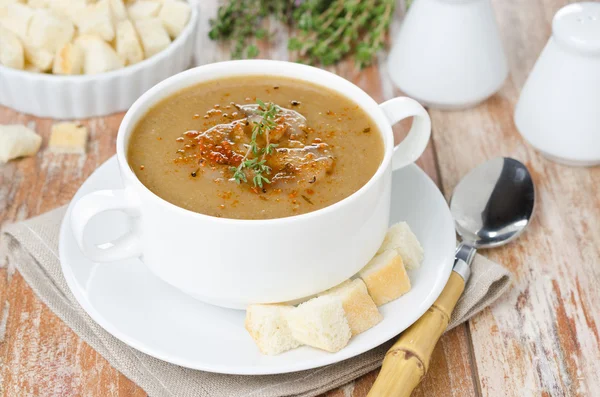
[70,189,142,262]
[379,97,431,171]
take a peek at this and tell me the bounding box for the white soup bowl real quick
[70,60,431,309]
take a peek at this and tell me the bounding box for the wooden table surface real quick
[1,0,599,396]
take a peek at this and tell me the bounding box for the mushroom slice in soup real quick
[235,103,308,141]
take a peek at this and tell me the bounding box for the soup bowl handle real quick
[379,97,431,171]
[70,189,142,262]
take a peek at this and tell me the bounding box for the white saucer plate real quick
[59,156,455,375]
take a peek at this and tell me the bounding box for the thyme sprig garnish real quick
[230,100,279,188]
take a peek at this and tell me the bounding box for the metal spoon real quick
[451,156,535,280]
[369,157,535,397]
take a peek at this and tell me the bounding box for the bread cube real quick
[115,19,143,65]
[376,222,424,270]
[0,0,25,6]
[48,122,88,153]
[48,0,89,22]
[52,42,83,74]
[23,43,53,71]
[0,124,42,163]
[245,304,301,356]
[321,279,382,336]
[0,26,24,69]
[286,296,351,353]
[27,0,50,9]
[28,9,75,54]
[0,3,34,40]
[158,0,189,38]
[77,0,115,41]
[134,18,170,58]
[127,0,161,19]
[359,249,411,306]
[108,0,128,20]
[23,61,41,72]
[76,35,124,74]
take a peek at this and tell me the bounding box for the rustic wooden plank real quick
[428,0,600,396]
[0,108,146,397]
[0,1,479,396]
[11,0,599,396]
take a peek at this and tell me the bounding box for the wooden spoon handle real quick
[368,271,466,397]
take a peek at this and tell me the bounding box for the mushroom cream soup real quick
[127,76,384,219]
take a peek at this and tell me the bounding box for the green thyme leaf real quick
[246,44,259,58]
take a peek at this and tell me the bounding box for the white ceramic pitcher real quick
[387,0,508,109]
[514,2,600,166]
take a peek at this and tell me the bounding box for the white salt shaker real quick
[387,0,508,109]
[514,2,600,166]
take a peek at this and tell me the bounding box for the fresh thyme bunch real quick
[208,0,396,68]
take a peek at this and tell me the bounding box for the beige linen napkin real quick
[1,207,511,397]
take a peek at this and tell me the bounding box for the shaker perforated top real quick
[553,2,600,54]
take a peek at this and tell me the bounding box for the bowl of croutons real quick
[0,0,198,119]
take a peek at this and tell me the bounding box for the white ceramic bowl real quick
[69,60,432,309]
[0,5,198,119]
